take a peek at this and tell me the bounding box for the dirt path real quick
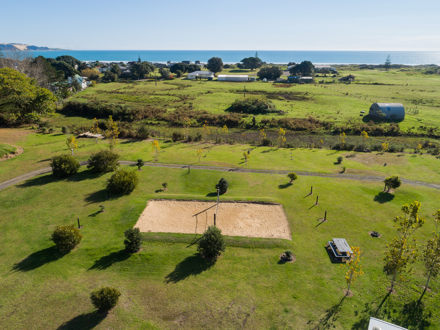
[1,160,439,191]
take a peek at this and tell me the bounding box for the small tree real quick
[243,152,250,166]
[136,159,144,170]
[216,178,229,195]
[384,55,391,71]
[345,247,363,295]
[277,127,286,147]
[152,140,160,160]
[288,172,298,183]
[105,115,119,150]
[51,154,80,178]
[420,223,440,302]
[90,287,121,313]
[87,150,119,173]
[51,225,82,253]
[66,136,78,155]
[384,201,425,292]
[197,226,225,261]
[124,228,141,253]
[336,156,343,164]
[162,182,168,191]
[384,176,401,193]
[107,168,138,195]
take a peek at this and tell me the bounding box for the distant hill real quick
[0,43,62,51]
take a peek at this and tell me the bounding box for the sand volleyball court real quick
[134,200,291,240]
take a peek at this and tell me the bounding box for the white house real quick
[217,75,249,82]
[368,317,406,330]
[187,71,214,80]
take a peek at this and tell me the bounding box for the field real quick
[1,66,440,329]
[66,67,440,131]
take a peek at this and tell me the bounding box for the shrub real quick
[51,225,82,253]
[336,156,343,164]
[384,176,401,192]
[172,131,184,142]
[124,228,141,253]
[90,287,121,312]
[197,226,225,261]
[136,126,150,140]
[87,150,119,173]
[50,154,80,178]
[107,168,139,195]
[227,97,281,115]
[136,159,144,170]
[216,178,229,195]
[61,126,70,134]
[257,66,283,80]
[288,172,298,183]
[261,138,272,146]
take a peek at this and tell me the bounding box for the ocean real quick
[17,50,440,65]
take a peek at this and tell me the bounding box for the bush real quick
[61,126,70,134]
[336,156,343,164]
[261,138,272,146]
[136,126,150,140]
[107,168,139,195]
[87,150,119,173]
[51,225,82,253]
[90,287,121,312]
[257,66,283,80]
[172,131,184,142]
[124,228,141,253]
[288,172,298,183]
[216,178,229,195]
[197,226,225,261]
[136,159,144,170]
[51,154,80,178]
[227,97,281,115]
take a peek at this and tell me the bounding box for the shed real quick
[187,71,214,80]
[368,317,406,330]
[218,75,249,82]
[369,103,405,121]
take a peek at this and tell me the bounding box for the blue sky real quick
[1,0,440,50]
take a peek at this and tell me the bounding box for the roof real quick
[300,76,314,79]
[188,71,213,75]
[332,238,352,254]
[368,317,407,330]
[218,75,249,78]
[374,103,404,108]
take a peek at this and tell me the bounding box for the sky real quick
[1,0,440,51]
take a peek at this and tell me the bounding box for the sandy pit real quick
[134,200,291,240]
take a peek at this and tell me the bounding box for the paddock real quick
[134,200,291,240]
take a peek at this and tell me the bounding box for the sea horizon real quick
[16,49,440,65]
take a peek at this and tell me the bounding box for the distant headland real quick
[0,43,63,51]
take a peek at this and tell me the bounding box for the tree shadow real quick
[374,192,395,203]
[278,182,292,189]
[314,296,346,329]
[67,170,102,182]
[17,174,57,188]
[12,246,65,272]
[57,310,107,330]
[88,249,130,270]
[85,189,110,204]
[206,192,217,197]
[165,253,213,283]
[393,300,432,329]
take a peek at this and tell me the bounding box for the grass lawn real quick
[1,129,439,185]
[1,164,440,329]
[66,68,440,131]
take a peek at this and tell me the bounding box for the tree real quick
[109,63,121,76]
[105,115,119,149]
[207,57,223,75]
[107,168,139,195]
[361,130,369,144]
[197,226,225,261]
[277,127,286,147]
[216,178,229,195]
[152,140,160,160]
[288,172,297,183]
[136,159,144,170]
[87,150,119,173]
[124,228,141,253]
[420,232,440,302]
[51,225,82,253]
[289,61,315,76]
[66,135,78,155]
[384,176,401,193]
[345,247,363,295]
[90,287,121,313]
[384,55,391,71]
[243,151,250,166]
[102,70,118,82]
[257,66,282,80]
[129,61,154,80]
[240,57,263,70]
[81,68,99,80]
[159,67,171,79]
[51,154,80,178]
[0,68,56,125]
[384,201,425,292]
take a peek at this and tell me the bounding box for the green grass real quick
[1,164,440,329]
[66,67,440,131]
[1,130,439,185]
[0,143,16,158]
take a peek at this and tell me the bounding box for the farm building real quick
[369,103,405,121]
[218,75,249,82]
[288,76,314,84]
[187,71,214,80]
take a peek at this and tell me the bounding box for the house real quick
[67,74,89,90]
[368,317,407,330]
[187,71,214,80]
[217,75,249,82]
[369,103,405,121]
